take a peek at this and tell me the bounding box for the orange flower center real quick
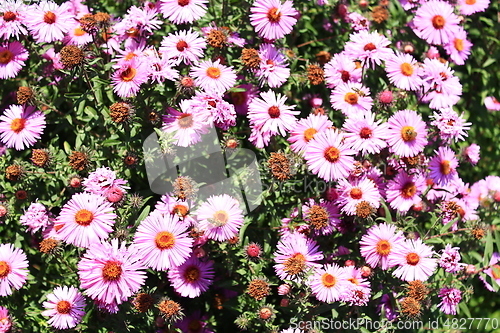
[432,15,445,29]
[206,67,221,79]
[324,146,340,163]
[401,181,417,198]
[303,128,317,142]
[321,273,336,287]
[0,261,11,278]
[359,127,372,139]
[267,7,281,23]
[176,40,188,51]
[268,106,280,118]
[3,11,16,22]
[184,266,200,282]
[454,38,464,51]
[406,252,420,265]
[102,261,122,281]
[124,52,137,61]
[350,188,363,200]
[0,50,13,64]
[177,113,193,128]
[344,92,358,105]
[376,240,391,256]
[213,210,229,225]
[56,300,72,314]
[155,231,176,250]
[10,118,26,133]
[74,27,86,36]
[465,0,476,5]
[43,11,56,24]
[400,62,414,76]
[74,209,93,226]
[120,67,137,82]
[348,277,360,285]
[401,126,417,142]
[364,43,376,51]
[440,160,451,175]
[172,204,189,217]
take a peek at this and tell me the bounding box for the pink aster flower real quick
[78,239,146,305]
[337,178,381,215]
[0,0,28,40]
[0,104,46,151]
[462,143,480,165]
[248,90,298,136]
[430,108,471,143]
[342,112,387,154]
[191,59,236,94]
[481,252,500,291]
[443,27,472,66]
[274,233,323,282]
[438,287,462,315]
[24,0,74,43]
[256,43,290,88]
[168,255,214,298]
[344,30,393,68]
[189,90,236,130]
[385,109,428,157]
[304,129,356,182]
[160,0,207,25]
[347,12,370,31]
[62,20,93,46]
[388,238,437,281]
[132,212,193,271]
[42,286,86,330]
[111,58,150,99]
[428,146,459,186]
[439,244,464,273]
[162,100,211,147]
[288,113,333,154]
[197,194,244,242]
[114,5,161,39]
[82,167,129,197]
[0,306,12,332]
[249,0,298,40]
[330,82,373,118]
[159,29,207,66]
[248,122,272,148]
[145,53,179,84]
[412,0,460,45]
[309,263,350,303]
[20,201,53,234]
[55,192,117,248]
[385,52,423,91]
[386,170,426,212]
[154,193,196,226]
[458,0,490,15]
[420,58,462,109]
[485,96,500,112]
[324,52,362,88]
[0,243,28,296]
[0,41,28,79]
[360,223,405,270]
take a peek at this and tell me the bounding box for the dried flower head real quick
[132,293,154,313]
[109,102,134,123]
[241,48,261,68]
[60,45,85,69]
[247,278,270,300]
[307,64,325,85]
[400,297,421,318]
[79,13,98,33]
[31,149,52,168]
[157,299,183,322]
[407,280,428,302]
[69,151,91,171]
[15,190,28,200]
[258,305,275,321]
[128,193,144,209]
[123,152,139,168]
[93,12,111,27]
[307,204,329,230]
[39,238,60,255]
[207,29,227,48]
[355,201,376,218]
[372,6,389,23]
[268,152,293,181]
[470,225,486,239]
[316,51,332,65]
[172,176,198,200]
[17,86,34,105]
[5,164,23,181]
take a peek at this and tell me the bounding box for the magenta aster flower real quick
[248,90,299,137]
[385,52,423,91]
[342,112,388,154]
[0,0,28,40]
[304,129,356,182]
[386,170,426,212]
[111,58,150,99]
[274,233,323,282]
[191,59,236,94]
[55,192,117,248]
[160,0,208,25]
[249,0,298,40]
[428,146,459,186]
[162,100,211,147]
[78,239,146,305]
[42,286,86,330]
[0,306,12,332]
[337,178,381,215]
[309,263,350,303]
[458,0,489,15]
[412,0,460,45]
[256,43,290,88]
[168,255,214,298]
[360,223,405,270]
[132,212,193,271]
[388,238,437,281]
[385,109,428,157]
[421,58,462,109]
[227,83,259,115]
[438,287,462,315]
[24,1,74,43]
[330,82,373,118]
[175,310,213,333]
[0,41,28,79]
[344,30,393,68]
[443,27,472,66]
[159,29,207,65]
[0,243,28,296]
[196,194,244,242]
[439,244,464,273]
[324,52,362,88]
[463,143,480,165]
[288,113,333,154]
[20,202,53,234]
[484,96,500,112]
[0,104,46,151]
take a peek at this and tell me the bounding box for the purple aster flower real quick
[159,29,207,65]
[0,41,28,79]
[0,104,46,151]
[443,27,472,65]
[330,82,373,118]
[324,52,362,88]
[360,223,405,270]
[160,0,208,25]
[430,108,471,143]
[309,263,350,302]
[342,112,388,154]
[0,0,28,40]
[385,109,428,157]
[428,146,459,186]
[420,58,462,109]
[438,287,461,315]
[256,43,290,88]
[385,52,423,91]
[439,244,464,273]
[344,30,393,68]
[191,59,236,94]
[412,0,460,45]
[0,243,28,296]
[386,170,426,212]
[168,255,214,298]
[288,113,333,154]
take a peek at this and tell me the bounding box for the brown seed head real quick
[371,6,389,23]
[79,13,97,33]
[241,48,261,68]
[307,64,325,85]
[267,152,292,181]
[39,238,60,254]
[17,86,34,105]
[69,151,90,171]
[133,293,154,313]
[110,102,133,123]
[157,299,183,321]
[355,201,375,218]
[247,279,270,300]
[400,297,421,318]
[407,280,428,302]
[207,29,227,48]
[60,45,85,69]
[5,164,23,181]
[316,51,332,65]
[31,149,51,168]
